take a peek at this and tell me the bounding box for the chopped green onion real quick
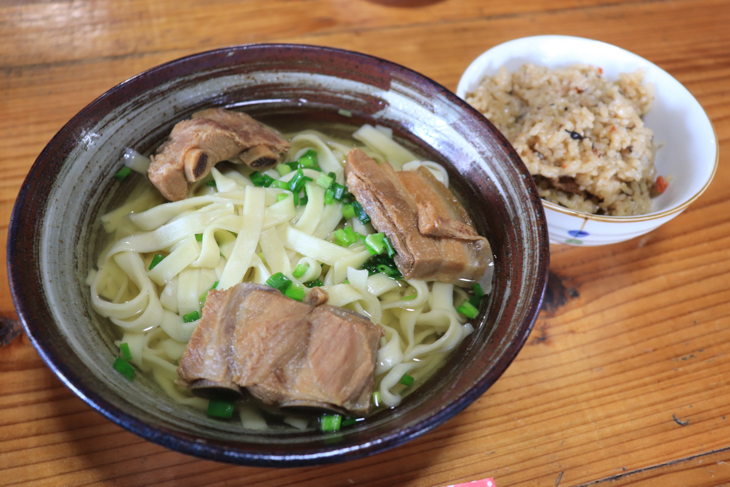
[342,204,356,219]
[119,342,132,361]
[298,195,309,206]
[342,417,359,427]
[211,281,218,290]
[372,391,381,407]
[293,264,309,279]
[207,399,235,419]
[206,180,217,188]
[285,286,305,302]
[276,193,289,203]
[195,233,203,242]
[351,200,370,224]
[331,183,347,201]
[149,254,165,270]
[316,173,334,189]
[457,301,479,319]
[183,310,200,323]
[250,171,277,188]
[269,180,289,190]
[288,169,306,194]
[266,272,292,292]
[399,374,415,387]
[324,188,335,205]
[334,227,364,247]
[276,164,292,177]
[114,166,132,181]
[292,191,300,206]
[473,282,485,298]
[305,279,323,288]
[320,414,342,432]
[383,236,396,258]
[338,109,352,117]
[469,295,480,308]
[250,171,266,187]
[298,149,318,168]
[365,233,386,255]
[402,294,417,301]
[362,254,402,279]
[113,357,135,380]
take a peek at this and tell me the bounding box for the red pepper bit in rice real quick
[653,176,669,195]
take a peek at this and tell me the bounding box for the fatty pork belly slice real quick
[148,108,291,201]
[268,306,383,416]
[345,148,490,283]
[231,294,383,416]
[177,288,244,399]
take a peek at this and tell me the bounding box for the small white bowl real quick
[457,35,718,246]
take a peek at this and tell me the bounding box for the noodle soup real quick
[89,119,493,432]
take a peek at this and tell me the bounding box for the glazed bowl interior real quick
[457,35,718,245]
[9,44,549,466]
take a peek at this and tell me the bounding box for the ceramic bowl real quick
[8,44,549,466]
[456,35,718,246]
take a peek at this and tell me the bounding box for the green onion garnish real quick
[473,282,485,298]
[206,180,217,188]
[469,295,480,308]
[195,233,203,242]
[183,310,200,323]
[149,254,165,270]
[342,417,359,427]
[365,233,386,255]
[288,169,306,194]
[269,180,289,190]
[285,286,305,302]
[334,227,364,247]
[316,173,334,189]
[293,264,309,279]
[320,414,342,432]
[250,171,266,186]
[114,166,132,181]
[276,193,289,203]
[457,301,479,319]
[207,399,235,419]
[351,200,370,224]
[383,236,395,258]
[331,183,347,201]
[399,374,415,386]
[342,204,356,219]
[324,188,335,205]
[298,149,318,168]
[276,164,292,177]
[305,279,323,288]
[266,272,292,292]
[402,294,417,301]
[113,357,135,380]
[338,109,352,117]
[361,254,402,279]
[298,195,309,206]
[120,342,132,361]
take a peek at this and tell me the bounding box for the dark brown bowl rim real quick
[7,43,549,467]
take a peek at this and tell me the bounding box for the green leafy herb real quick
[149,254,165,270]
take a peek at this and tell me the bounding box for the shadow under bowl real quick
[8,44,549,466]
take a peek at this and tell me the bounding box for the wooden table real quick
[2,0,729,485]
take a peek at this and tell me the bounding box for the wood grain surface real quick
[2,0,730,485]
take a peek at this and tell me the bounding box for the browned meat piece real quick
[177,288,243,398]
[345,148,491,283]
[178,283,382,416]
[148,108,290,201]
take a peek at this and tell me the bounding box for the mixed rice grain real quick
[465,63,663,215]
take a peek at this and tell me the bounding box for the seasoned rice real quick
[465,63,662,215]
